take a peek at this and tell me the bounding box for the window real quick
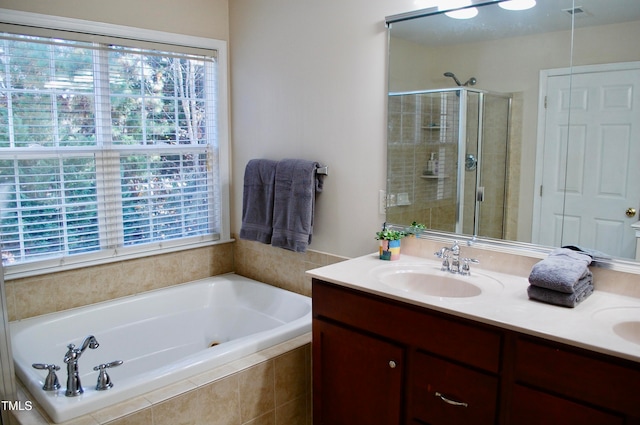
[0,13,229,276]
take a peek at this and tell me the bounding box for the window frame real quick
[0,9,231,280]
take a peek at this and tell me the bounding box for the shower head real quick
[444,72,462,86]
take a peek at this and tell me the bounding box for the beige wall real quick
[229,0,418,258]
[0,0,229,40]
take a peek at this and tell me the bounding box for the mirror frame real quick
[385,0,640,275]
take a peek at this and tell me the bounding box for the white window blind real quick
[0,31,222,269]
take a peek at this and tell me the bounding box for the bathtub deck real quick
[12,332,312,425]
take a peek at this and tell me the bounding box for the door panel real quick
[537,65,640,258]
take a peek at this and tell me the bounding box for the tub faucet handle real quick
[32,363,61,391]
[94,360,123,391]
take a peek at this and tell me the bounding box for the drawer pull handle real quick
[389,360,397,368]
[434,391,469,408]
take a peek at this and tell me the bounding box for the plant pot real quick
[379,239,401,261]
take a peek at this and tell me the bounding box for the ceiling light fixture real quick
[439,0,478,19]
[445,7,478,19]
[498,0,536,11]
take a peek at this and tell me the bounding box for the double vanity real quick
[307,243,640,424]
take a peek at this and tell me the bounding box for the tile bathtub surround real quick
[11,334,312,425]
[5,243,235,321]
[233,237,348,297]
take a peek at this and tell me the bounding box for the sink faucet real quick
[64,335,99,396]
[450,241,461,273]
[435,241,478,275]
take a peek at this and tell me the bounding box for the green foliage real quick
[375,228,407,241]
[0,34,214,264]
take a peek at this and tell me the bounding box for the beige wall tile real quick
[103,409,152,425]
[274,347,308,407]
[238,361,275,423]
[241,411,275,425]
[6,243,235,321]
[12,275,56,320]
[198,375,241,425]
[151,390,200,425]
[274,396,306,425]
[234,238,347,297]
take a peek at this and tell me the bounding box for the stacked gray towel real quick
[271,159,323,253]
[239,159,278,244]
[527,248,594,308]
[239,158,323,253]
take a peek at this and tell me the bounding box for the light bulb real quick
[498,0,536,11]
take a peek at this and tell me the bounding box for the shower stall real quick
[386,88,512,239]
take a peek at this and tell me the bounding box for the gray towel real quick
[528,248,592,293]
[527,280,594,308]
[271,159,323,253]
[562,245,611,262]
[239,159,278,244]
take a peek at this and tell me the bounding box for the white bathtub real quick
[10,273,312,423]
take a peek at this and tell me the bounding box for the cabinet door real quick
[510,384,625,425]
[410,351,498,425]
[313,319,405,425]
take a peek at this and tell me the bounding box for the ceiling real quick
[389,0,640,46]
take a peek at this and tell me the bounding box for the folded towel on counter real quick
[528,248,593,293]
[562,245,611,262]
[239,159,279,244]
[271,159,323,253]
[527,280,594,308]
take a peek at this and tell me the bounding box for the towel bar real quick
[316,166,328,176]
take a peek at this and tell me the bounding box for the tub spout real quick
[64,335,99,397]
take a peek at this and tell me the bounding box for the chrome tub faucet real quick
[63,335,99,397]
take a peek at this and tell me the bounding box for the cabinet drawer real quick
[313,279,502,372]
[514,336,640,417]
[410,351,498,425]
[511,384,624,425]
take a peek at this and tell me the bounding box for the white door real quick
[536,64,640,259]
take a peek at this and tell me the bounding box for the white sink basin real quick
[592,307,640,345]
[371,263,504,298]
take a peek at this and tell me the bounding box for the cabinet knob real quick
[388,360,397,369]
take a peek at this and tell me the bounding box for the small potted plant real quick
[407,221,426,237]
[375,226,406,261]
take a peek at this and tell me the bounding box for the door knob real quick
[626,207,637,218]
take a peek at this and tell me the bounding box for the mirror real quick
[386,0,640,262]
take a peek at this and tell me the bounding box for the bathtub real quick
[10,273,312,423]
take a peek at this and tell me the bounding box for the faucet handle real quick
[460,258,480,276]
[94,360,123,391]
[32,363,61,391]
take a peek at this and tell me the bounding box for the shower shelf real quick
[421,174,449,179]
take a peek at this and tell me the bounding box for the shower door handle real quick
[476,187,485,202]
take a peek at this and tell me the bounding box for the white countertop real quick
[307,253,640,363]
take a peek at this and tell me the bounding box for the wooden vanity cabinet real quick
[313,319,405,424]
[509,336,640,425]
[312,279,502,425]
[312,278,640,425]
